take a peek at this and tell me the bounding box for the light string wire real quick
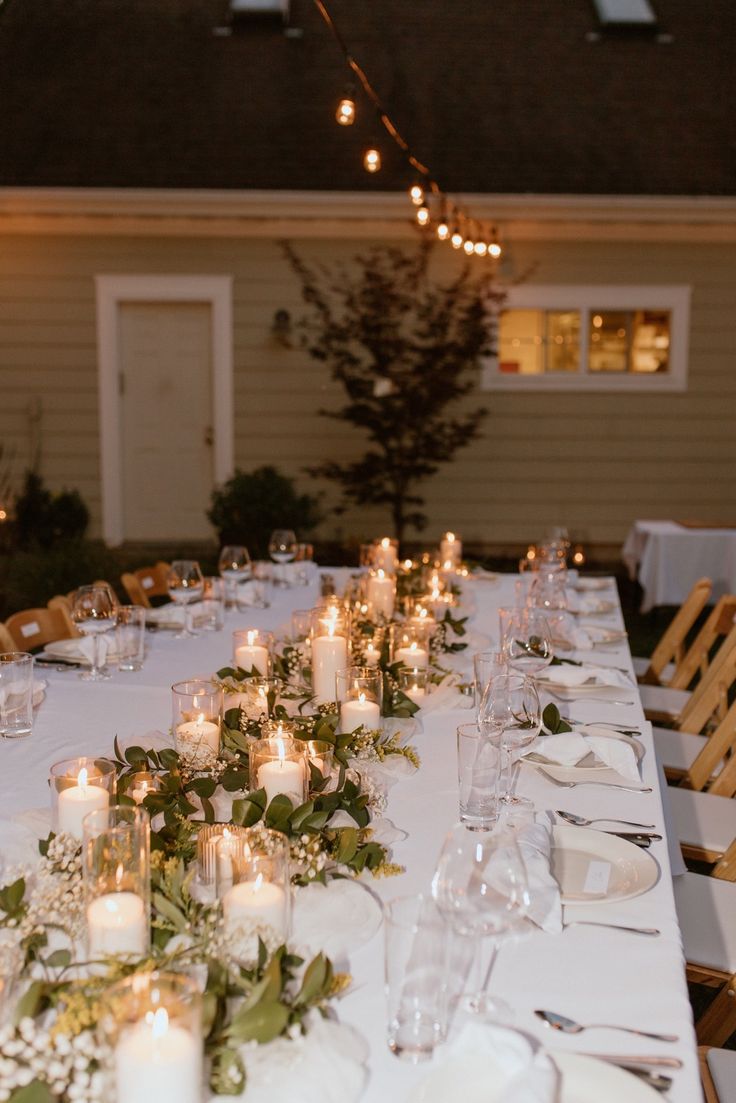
[311,0,501,256]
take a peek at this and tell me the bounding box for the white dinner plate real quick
[41,639,120,665]
[408,1048,659,1103]
[551,825,658,904]
[573,578,612,592]
[573,599,616,615]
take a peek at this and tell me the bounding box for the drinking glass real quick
[70,584,117,681]
[472,650,506,710]
[166,560,204,640]
[0,652,34,738]
[218,545,252,607]
[432,822,529,1020]
[269,529,297,587]
[499,607,553,675]
[456,722,503,830]
[479,672,541,806]
[115,605,146,672]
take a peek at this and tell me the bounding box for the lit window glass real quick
[588,309,670,373]
[499,310,580,374]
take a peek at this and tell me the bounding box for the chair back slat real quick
[678,624,736,734]
[641,577,712,686]
[121,562,170,607]
[0,623,16,651]
[684,697,736,793]
[670,594,736,691]
[5,607,76,651]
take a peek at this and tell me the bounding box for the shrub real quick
[13,471,89,549]
[208,466,322,558]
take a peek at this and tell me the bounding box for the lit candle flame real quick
[377,568,385,580]
[115,862,124,888]
[254,872,264,892]
[358,692,366,705]
[77,767,88,788]
[381,538,390,549]
[276,739,286,763]
[446,532,455,543]
[150,1007,169,1040]
[247,630,257,646]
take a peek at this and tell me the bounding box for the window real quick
[482,285,690,392]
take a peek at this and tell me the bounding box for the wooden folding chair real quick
[699,1046,736,1102]
[676,838,736,1046]
[5,607,77,651]
[635,576,712,686]
[0,623,16,651]
[121,562,170,608]
[47,594,77,636]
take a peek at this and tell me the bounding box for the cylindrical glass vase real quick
[83,805,150,960]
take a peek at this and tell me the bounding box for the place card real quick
[582,860,612,895]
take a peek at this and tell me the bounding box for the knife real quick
[578,1052,683,1069]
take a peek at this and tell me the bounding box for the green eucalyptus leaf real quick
[225,1001,290,1044]
[44,948,72,969]
[152,892,188,932]
[124,745,148,767]
[294,953,328,1007]
[13,980,48,1024]
[335,827,358,864]
[8,1080,55,1103]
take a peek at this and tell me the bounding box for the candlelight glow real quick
[77,767,88,788]
[151,1007,169,1040]
[247,630,257,646]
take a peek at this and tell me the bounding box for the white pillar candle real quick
[57,770,110,839]
[440,532,462,564]
[395,642,429,669]
[234,633,269,675]
[311,632,348,704]
[408,611,436,635]
[405,683,427,705]
[340,693,381,732]
[366,570,395,618]
[115,1009,202,1103]
[363,641,380,666]
[87,891,147,957]
[175,718,220,757]
[373,538,398,572]
[223,876,287,939]
[257,757,305,805]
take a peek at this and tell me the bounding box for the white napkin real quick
[409,1022,559,1103]
[44,635,116,664]
[292,879,382,959]
[515,812,563,934]
[235,580,269,608]
[146,603,186,626]
[348,754,418,792]
[531,731,640,782]
[0,678,46,709]
[415,673,473,714]
[551,622,593,650]
[538,663,632,690]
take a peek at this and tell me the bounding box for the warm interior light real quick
[363,148,381,173]
[409,183,424,206]
[336,97,355,126]
[416,204,430,226]
[77,767,88,788]
[474,241,488,256]
[436,220,449,240]
[463,239,474,256]
[451,229,463,250]
[150,1007,169,1040]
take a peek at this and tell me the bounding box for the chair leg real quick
[699,1046,719,1103]
[695,974,736,1047]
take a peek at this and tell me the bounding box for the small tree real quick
[284,240,503,546]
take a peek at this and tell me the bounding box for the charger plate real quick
[551,825,658,904]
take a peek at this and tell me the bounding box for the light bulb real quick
[409,183,424,206]
[489,228,502,258]
[463,238,474,255]
[436,220,449,240]
[336,97,356,126]
[416,204,430,226]
[363,148,381,173]
[474,241,488,256]
[451,229,463,249]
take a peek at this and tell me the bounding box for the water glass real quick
[384,894,472,1062]
[472,650,506,710]
[0,652,34,738]
[116,606,146,672]
[456,722,503,830]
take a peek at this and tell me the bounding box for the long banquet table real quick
[3,571,702,1101]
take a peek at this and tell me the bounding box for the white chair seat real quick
[674,871,736,973]
[653,726,707,772]
[707,1048,736,1102]
[633,655,676,681]
[639,683,691,719]
[670,787,736,854]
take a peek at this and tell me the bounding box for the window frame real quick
[482,284,691,392]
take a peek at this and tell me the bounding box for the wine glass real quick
[70,584,118,681]
[268,529,297,587]
[479,672,541,806]
[499,607,553,675]
[218,545,252,607]
[166,560,204,639]
[432,821,529,1020]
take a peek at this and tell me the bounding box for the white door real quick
[118,301,214,541]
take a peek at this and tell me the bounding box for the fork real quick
[539,768,652,793]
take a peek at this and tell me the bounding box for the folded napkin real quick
[0,678,46,709]
[409,1022,559,1103]
[530,731,640,782]
[292,879,382,959]
[515,811,563,934]
[415,673,474,714]
[538,663,632,690]
[44,635,117,664]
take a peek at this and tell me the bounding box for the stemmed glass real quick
[218,545,252,607]
[499,607,553,675]
[166,560,204,640]
[432,822,529,1020]
[268,529,297,587]
[479,672,541,806]
[70,584,118,681]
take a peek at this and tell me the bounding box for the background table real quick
[3,571,703,1102]
[623,519,736,612]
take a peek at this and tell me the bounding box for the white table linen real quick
[623,519,736,612]
[6,570,702,1102]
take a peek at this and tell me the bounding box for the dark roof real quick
[1,0,734,195]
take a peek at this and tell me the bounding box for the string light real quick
[315,0,501,259]
[363,148,381,173]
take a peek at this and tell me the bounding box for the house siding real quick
[1,231,735,551]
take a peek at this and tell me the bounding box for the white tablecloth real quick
[8,572,702,1102]
[623,519,736,612]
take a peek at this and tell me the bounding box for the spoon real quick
[535,1009,678,1043]
[556,810,656,830]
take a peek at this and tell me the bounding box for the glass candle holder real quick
[403,598,438,637]
[336,666,383,732]
[365,568,396,620]
[390,624,430,669]
[224,675,282,723]
[232,629,273,676]
[291,609,313,643]
[439,531,462,565]
[83,805,150,960]
[172,680,222,762]
[261,718,295,740]
[249,737,307,807]
[197,823,251,890]
[126,771,163,806]
[398,667,430,705]
[304,739,334,782]
[310,607,350,705]
[217,829,291,956]
[49,756,116,840]
[98,971,203,1103]
[372,536,399,573]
